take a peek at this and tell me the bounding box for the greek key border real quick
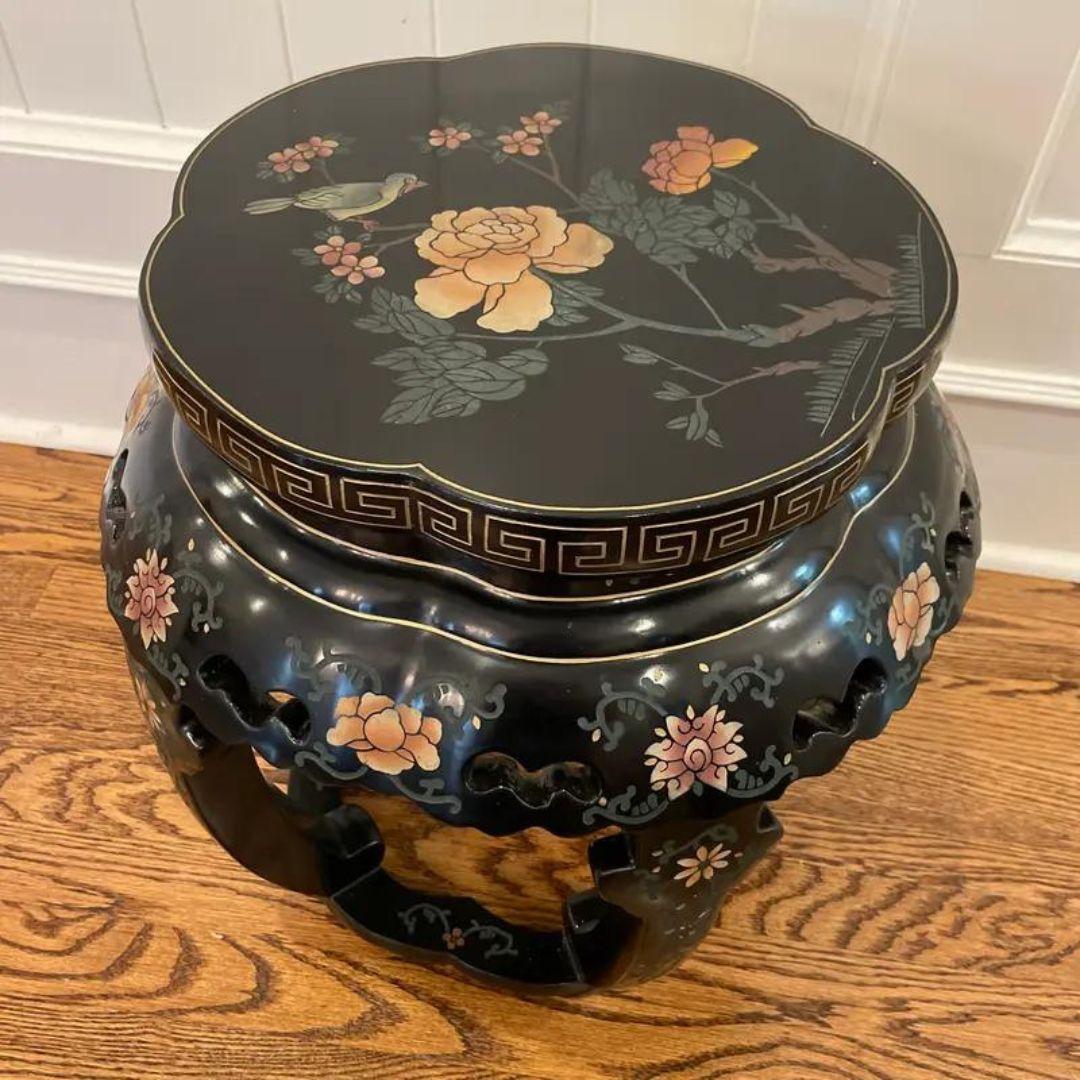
[154,353,923,577]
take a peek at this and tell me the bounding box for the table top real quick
[4,441,1077,1080]
[143,44,953,517]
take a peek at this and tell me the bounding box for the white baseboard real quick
[0,413,121,456]
[979,541,1080,582]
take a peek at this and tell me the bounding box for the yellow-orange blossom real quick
[413,205,613,333]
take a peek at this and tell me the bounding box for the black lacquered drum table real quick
[101,44,980,994]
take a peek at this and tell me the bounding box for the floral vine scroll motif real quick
[844,491,951,687]
[123,367,161,437]
[582,659,796,826]
[327,692,443,776]
[399,903,518,960]
[285,645,505,814]
[645,820,743,894]
[644,705,748,800]
[106,517,222,701]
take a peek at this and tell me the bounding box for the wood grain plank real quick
[0,442,1076,1080]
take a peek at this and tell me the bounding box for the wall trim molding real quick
[0,251,1076,413]
[0,252,138,298]
[998,217,1080,269]
[998,43,1080,268]
[934,360,1080,411]
[0,106,201,171]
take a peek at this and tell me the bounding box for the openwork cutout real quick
[944,489,976,581]
[104,449,129,542]
[792,658,887,751]
[464,751,603,809]
[197,656,311,744]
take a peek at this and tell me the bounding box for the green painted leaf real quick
[546,309,590,326]
[371,346,426,370]
[555,279,604,299]
[712,190,750,218]
[685,403,710,441]
[548,278,601,326]
[444,361,525,401]
[648,241,697,266]
[357,287,456,343]
[426,339,487,366]
[499,348,548,376]
[380,383,446,424]
[711,215,756,259]
[620,343,663,365]
[581,167,639,212]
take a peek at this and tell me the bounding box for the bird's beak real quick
[404,179,428,193]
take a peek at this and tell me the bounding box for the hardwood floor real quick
[0,442,1076,1080]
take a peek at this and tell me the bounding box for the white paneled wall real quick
[0,0,1076,577]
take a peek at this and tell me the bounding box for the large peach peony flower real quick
[887,562,940,660]
[123,548,179,649]
[642,125,758,195]
[413,205,613,333]
[644,704,747,800]
[327,692,442,775]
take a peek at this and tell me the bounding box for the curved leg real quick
[321,800,782,993]
[132,656,781,992]
[130,659,330,896]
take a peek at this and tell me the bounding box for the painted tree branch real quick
[747,232,896,298]
[717,173,896,299]
[750,297,897,346]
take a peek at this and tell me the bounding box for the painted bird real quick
[243,172,428,224]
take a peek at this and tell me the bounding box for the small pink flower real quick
[313,234,362,267]
[521,110,561,135]
[498,129,543,157]
[887,562,940,660]
[442,927,466,950]
[429,126,472,150]
[644,704,747,800]
[673,844,731,888]
[329,252,385,286]
[294,135,339,159]
[123,548,180,649]
[267,146,310,174]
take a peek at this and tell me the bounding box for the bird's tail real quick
[242,196,295,215]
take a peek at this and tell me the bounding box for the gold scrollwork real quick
[483,518,547,571]
[339,479,413,529]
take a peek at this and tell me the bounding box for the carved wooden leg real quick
[132,655,781,992]
[130,658,329,896]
